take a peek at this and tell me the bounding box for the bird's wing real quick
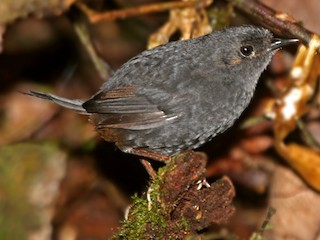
[83,85,185,130]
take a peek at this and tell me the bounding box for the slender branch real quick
[240,115,268,129]
[227,0,317,49]
[76,0,212,23]
[259,207,276,235]
[250,207,276,240]
[69,10,111,80]
[297,119,320,149]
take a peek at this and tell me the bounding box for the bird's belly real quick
[111,91,252,155]
[112,110,238,155]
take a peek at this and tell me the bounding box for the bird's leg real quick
[139,158,157,180]
[123,147,172,163]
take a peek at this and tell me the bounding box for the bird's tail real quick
[25,91,88,114]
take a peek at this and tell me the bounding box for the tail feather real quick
[25,91,88,114]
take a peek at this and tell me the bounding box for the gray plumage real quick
[28,25,297,155]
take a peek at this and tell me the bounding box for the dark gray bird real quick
[28,25,297,157]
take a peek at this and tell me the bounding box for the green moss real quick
[115,153,193,239]
[176,216,190,232]
[117,183,167,239]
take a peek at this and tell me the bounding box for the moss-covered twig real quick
[250,207,276,240]
[116,151,235,239]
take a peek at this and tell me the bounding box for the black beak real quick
[269,38,299,51]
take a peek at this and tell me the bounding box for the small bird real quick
[28,25,298,159]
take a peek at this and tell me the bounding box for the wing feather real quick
[83,86,183,130]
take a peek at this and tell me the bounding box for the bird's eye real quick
[240,45,254,57]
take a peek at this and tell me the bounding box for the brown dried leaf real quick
[148,0,212,49]
[0,83,95,147]
[0,0,76,25]
[271,36,320,190]
[266,165,320,239]
[273,38,320,141]
[275,143,320,190]
[240,135,273,154]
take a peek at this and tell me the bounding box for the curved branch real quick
[227,0,316,49]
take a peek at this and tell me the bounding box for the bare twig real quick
[69,10,111,80]
[297,119,320,149]
[76,0,212,23]
[250,207,276,240]
[227,0,318,50]
[240,115,268,129]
